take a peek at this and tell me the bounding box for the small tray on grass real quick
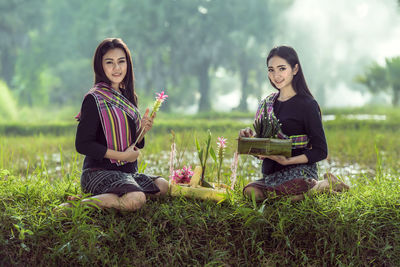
[169,166,228,202]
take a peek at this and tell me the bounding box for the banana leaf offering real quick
[237,104,291,157]
[237,137,291,157]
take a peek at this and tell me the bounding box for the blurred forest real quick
[1,0,400,118]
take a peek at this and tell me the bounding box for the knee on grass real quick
[244,186,265,201]
[154,178,169,196]
[121,192,146,211]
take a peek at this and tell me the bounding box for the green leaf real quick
[199,149,204,165]
[205,130,212,152]
[209,146,217,163]
[201,180,214,188]
[195,137,201,153]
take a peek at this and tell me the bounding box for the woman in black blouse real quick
[240,46,349,201]
[61,38,168,211]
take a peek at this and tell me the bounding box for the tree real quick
[356,57,400,106]
[227,0,280,112]
[115,0,282,112]
[0,80,18,120]
[115,0,199,110]
[5,0,296,112]
[0,0,44,86]
[13,0,110,105]
[385,57,400,106]
[167,0,234,112]
[120,0,241,112]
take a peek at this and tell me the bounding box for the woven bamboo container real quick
[237,137,292,157]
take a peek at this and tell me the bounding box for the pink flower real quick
[169,142,176,181]
[217,137,227,149]
[156,91,168,102]
[151,90,168,117]
[170,165,193,184]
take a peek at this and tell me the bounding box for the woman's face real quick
[102,48,127,89]
[267,56,298,91]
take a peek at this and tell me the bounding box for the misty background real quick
[1,0,400,120]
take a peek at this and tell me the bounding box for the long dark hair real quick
[266,46,314,99]
[93,38,138,106]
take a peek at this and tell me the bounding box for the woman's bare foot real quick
[53,195,82,214]
[290,194,305,202]
[52,202,72,215]
[67,194,82,201]
[324,173,350,192]
[58,202,73,208]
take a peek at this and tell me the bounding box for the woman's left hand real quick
[140,108,155,135]
[259,155,291,165]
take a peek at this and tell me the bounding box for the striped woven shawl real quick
[77,82,141,165]
[255,92,309,149]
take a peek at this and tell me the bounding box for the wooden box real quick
[237,137,292,157]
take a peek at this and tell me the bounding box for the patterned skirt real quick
[81,169,161,197]
[244,163,318,197]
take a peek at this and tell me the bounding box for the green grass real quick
[1,111,399,266]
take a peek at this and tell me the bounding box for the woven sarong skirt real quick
[244,163,318,196]
[81,168,160,197]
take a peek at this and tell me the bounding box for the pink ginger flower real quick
[217,137,227,149]
[171,165,193,184]
[168,142,176,184]
[151,90,168,117]
[156,91,168,101]
[133,90,168,147]
[216,137,227,186]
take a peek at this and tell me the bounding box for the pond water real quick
[239,114,387,124]
[30,150,386,188]
[322,114,387,122]
[142,150,375,186]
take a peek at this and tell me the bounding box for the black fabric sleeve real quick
[136,137,145,149]
[75,95,107,160]
[303,100,328,164]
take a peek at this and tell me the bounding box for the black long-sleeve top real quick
[262,93,328,175]
[75,94,144,173]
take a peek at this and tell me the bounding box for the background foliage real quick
[1,0,400,120]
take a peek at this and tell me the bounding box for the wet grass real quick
[1,113,399,266]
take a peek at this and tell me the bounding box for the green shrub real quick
[0,80,18,121]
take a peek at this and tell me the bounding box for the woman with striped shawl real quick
[240,46,349,202]
[61,38,168,211]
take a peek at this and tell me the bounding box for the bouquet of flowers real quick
[170,166,194,184]
[133,91,168,147]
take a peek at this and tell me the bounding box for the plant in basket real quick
[253,105,281,138]
[169,130,231,202]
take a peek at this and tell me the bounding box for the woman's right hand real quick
[123,145,140,162]
[239,127,255,137]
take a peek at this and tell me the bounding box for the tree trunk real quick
[197,59,211,112]
[0,50,16,86]
[237,67,249,112]
[315,84,326,107]
[393,85,400,106]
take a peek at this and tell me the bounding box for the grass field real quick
[0,109,399,266]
